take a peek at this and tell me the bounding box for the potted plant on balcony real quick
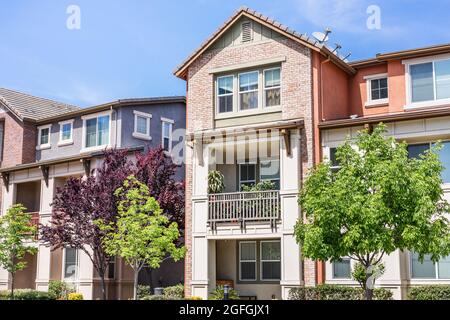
[208,170,225,194]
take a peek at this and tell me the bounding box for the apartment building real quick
[0,88,186,299]
[176,6,450,300]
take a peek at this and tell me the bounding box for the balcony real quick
[208,190,280,230]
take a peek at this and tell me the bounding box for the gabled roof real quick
[173,6,355,79]
[0,88,80,122]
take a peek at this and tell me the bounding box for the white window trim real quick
[364,73,389,107]
[263,67,282,108]
[81,110,113,153]
[161,118,174,152]
[260,240,281,281]
[62,248,79,283]
[403,53,450,110]
[409,252,450,280]
[238,70,260,112]
[132,110,152,141]
[239,163,257,189]
[216,75,234,115]
[36,124,52,150]
[58,119,74,146]
[215,68,282,120]
[239,241,257,282]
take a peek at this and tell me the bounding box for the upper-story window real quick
[405,55,450,108]
[37,124,51,150]
[216,67,281,116]
[58,120,74,146]
[407,141,450,183]
[364,73,388,107]
[82,112,111,151]
[161,117,174,152]
[239,71,259,110]
[133,111,152,141]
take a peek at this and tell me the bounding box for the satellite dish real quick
[312,28,331,44]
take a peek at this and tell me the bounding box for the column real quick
[35,178,54,291]
[0,182,16,290]
[279,129,303,299]
[190,142,210,299]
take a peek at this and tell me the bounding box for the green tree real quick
[295,124,450,300]
[96,176,185,300]
[0,204,38,299]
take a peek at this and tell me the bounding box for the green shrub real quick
[48,280,75,300]
[408,286,450,300]
[137,285,152,300]
[140,295,178,300]
[163,284,184,300]
[288,284,393,300]
[209,285,239,300]
[0,289,53,300]
[68,293,83,300]
[241,181,276,192]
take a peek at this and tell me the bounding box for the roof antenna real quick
[312,28,331,44]
[342,52,352,61]
[331,43,342,54]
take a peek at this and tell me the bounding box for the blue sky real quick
[1,0,450,107]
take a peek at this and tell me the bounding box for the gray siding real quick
[36,102,186,180]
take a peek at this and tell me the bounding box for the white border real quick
[58,119,74,146]
[161,118,174,152]
[133,110,152,141]
[260,240,281,281]
[36,124,52,150]
[81,110,113,153]
[364,73,389,107]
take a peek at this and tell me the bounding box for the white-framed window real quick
[260,240,281,281]
[328,147,341,173]
[239,163,256,190]
[239,71,259,111]
[215,66,281,117]
[63,248,78,282]
[410,252,450,279]
[161,117,174,152]
[259,159,280,190]
[132,110,152,141]
[264,68,281,108]
[82,111,111,151]
[217,75,234,114]
[37,124,52,150]
[239,241,257,281]
[364,73,388,107]
[58,120,74,146]
[332,258,351,279]
[407,141,450,183]
[404,54,450,109]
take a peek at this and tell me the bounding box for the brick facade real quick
[184,32,316,296]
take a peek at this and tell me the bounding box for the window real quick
[64,248,78,281]
[239,242,257,281]
[58,120,73,145]
[333,259,351,279]
[411,252,450,279]
[217,76,234,114]
[264,68,281,107]
[260,159,280,189]
[84,113,110,149]
[133,111,152,140]
[107,256,116,279]
[161,118,174,152]
[260,241,281,281]
[239,163,256,190]
[407,141,450,183]
[239,71,259,110]
[329,147,341,172]
[37,125,51,150]
[408,57,450,105]
[365,74,388,106]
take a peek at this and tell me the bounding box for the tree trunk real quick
[100,272,107,300]
[133,270,139,300]
[10,273,14,300]
[365,287,374,300]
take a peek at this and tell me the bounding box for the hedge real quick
[408,286,450,300]
[0,289,53,300]
[288,284,393,300]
